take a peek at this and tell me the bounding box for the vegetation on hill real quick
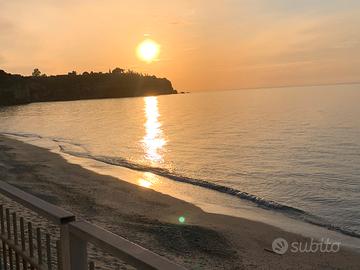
[0,68,177,106]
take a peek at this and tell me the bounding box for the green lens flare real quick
[178,216,186,223]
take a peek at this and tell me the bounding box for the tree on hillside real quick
[32,68,41,77]
[68,71,77,76]
[112,67,124,75]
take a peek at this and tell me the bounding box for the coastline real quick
[0,135,359,269]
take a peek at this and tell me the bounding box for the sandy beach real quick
[0,134,359,269]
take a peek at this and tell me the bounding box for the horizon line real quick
[189,81,360,93]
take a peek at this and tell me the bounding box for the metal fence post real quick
[69,230,88,270]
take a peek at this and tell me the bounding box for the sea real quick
[1,84,359,246]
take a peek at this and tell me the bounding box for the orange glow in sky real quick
[1,1,359,91]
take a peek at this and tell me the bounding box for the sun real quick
[137,39,160,62]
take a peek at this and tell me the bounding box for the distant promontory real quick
[0,68,177,106]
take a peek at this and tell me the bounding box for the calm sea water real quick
[1,84,359,237]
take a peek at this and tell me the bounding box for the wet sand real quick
[0,135,359,269]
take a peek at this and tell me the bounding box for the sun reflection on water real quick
[138,178,152,188]
[142,96,166,164]
[138,172,160,189]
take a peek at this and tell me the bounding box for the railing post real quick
[69,230,88,270]
[60,225,71,270]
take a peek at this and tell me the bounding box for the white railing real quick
[0,181,186,270]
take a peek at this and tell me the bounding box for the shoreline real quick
[59,148,360,249]
[0,135,359,269]
[4,131,360,248]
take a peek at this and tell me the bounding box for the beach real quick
[0,135,359,269]
[2,1,360,268]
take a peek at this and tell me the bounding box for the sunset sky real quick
[1,0,359,91]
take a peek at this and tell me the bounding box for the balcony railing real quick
[0,181,186,270]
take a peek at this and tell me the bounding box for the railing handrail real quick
[0,181,187,269]
[0,181,75,225]
[69,221,186,270]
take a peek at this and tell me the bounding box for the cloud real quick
[0,18,16,62]
[0,14,42,74]
[256,0,360,15]
[0,17,15,38]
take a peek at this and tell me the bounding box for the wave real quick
[2,131,44,139]
[2,131,86,148]
[59,147,303,211]
[59,147,360,239]
[2,131,360,239]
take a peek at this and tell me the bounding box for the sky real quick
[0,0,360,91]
